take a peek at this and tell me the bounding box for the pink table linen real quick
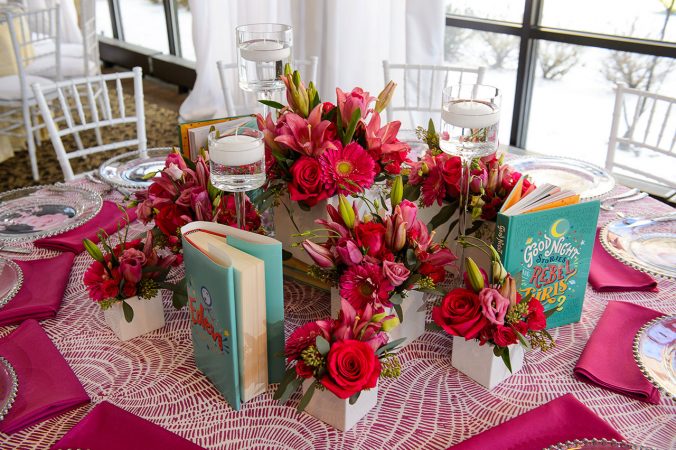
[574,301,662,404]
[588,229,658,292]
[0,320,89,434]
[0,253,74,326]
[1,183,674,450]
[34,201,137,254]
[51,401,205,450]
[447,393,624,450]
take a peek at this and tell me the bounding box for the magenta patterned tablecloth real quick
[1,182,675,450]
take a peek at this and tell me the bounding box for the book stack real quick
[181,222,284,410]
[494,179,600,329]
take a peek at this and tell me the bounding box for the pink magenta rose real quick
[355,221,386,257]
[119,248,146,283]
[432,288,489,340]
[382,260,410,287]
[288,156,329,207]
[321,339,381,399]
[493,325,517,347]
[479,288,509,326]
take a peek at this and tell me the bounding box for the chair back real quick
[216,60,238,116]
[79,0,100,77]
[607,83,676,194]
[294,56,319,84]
[382,61,485,127]
[32,67,147,181]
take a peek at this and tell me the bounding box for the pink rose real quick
[382,260,410,287]
[119,248,146,283]
[479,288,510,326]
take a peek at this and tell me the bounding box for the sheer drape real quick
[179,0,444,121]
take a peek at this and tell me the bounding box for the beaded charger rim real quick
[0,258,23,310]
[545,438,657,449]
[0,356,18,422]
[632,315,676,402]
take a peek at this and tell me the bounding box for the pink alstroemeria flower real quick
[274,104,338,157]
[336,87,375,126]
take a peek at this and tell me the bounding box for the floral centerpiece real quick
[274,299,402,430]
[256,65,409,210]
[301,177,456,323]
[405,120,535,237]
[432,240,554,388]
[133,150,262,253]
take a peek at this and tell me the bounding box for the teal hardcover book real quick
[493,200,600,329]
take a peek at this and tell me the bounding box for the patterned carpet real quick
[0,95,179,192]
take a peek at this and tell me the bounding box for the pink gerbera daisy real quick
[339,262,393,310]
[319,142,376,195]
[285,320,332,362]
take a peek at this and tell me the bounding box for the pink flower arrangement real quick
[301,177,457,318]
[133,150,262,251]
[406,121,535,227]
[256,65,409,210]
[275,299,401,407]
[432,251,554,370]
[82,224,187,322]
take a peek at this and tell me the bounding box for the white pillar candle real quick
[442,100,500,129]
[210,135,264,166]
[240,40,291,62]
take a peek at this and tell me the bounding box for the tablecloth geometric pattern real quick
[1,183,675,450]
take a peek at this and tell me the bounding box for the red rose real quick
[288,157,329,207]
[355,222,386,257]
[122,281,137,298]
[420,262,446,284]
[441,155,462,197]
[512,320,528,337]
[526,298,547,331]
[155,204,190,238]
[493,325,517,347]
[432,288,489,340]
[321,340,381,399]
[295,360,314,379]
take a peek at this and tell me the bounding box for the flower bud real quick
[338,195,355,229]
[390,176,403,208]
[375,80,397,114]
[381,316,401,332]
[466,257,484,292]
[302,240,335,268]
[83,239,105,263]
[499,275,518,307]
[492,260,508,283]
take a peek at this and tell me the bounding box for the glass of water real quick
[236,23,292,93]
[439,84,501,276]
[208,128,265,229]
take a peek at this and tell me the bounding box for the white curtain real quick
[179,0,444,121]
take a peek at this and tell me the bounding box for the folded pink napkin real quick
[51,401,205,450]
[34,201,137,254]
[0,253,74,326]
[0,319,89,434]
[449,394,623,450]
[575,301,662,404]
[589,229,657,292]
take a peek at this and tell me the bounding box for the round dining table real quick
[1,179,674,450]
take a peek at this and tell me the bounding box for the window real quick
[118,0,169,53]
[95,0,113,37]
[176,2,194,61]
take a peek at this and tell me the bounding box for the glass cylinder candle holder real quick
[236,23,292,93]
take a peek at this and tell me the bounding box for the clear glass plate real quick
[0,258,22,309]
[600,216,676,279]
[509,156,615,199]
[0,356,18,422]
[0,185,103,243]
[98,147,171,190]
[546,438,656,449]
[633,315,676,401]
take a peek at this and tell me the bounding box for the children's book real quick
[177,115,256,159]
[493,184,600,329]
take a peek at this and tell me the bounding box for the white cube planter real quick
[451,336,524,390]
[103,293,165,341]
[301,379,378,431]
[331,288,426,348]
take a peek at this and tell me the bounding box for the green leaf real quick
[428,204,455,231]
[258,99,285,110]
[83,239,104,263]
[404,248,418,269]
[501,349,513,373]
[375,337,407,356]
[515,330,531,351]
[389,294,403,305]
[172,288,188,309]
[393,303,404,323]
[466,220,485,236]
[122,300,134,323]
[297,380,317,412]
[544,307,557,318]
[348,391,361,405]
[282,249,293,261]
[316,336,330,356]
[492,345,503,357]
[342,108,361,145]
[273,367,300,403]
[425,322,443,332]
[298,201,311,212]
[402,183,421,202]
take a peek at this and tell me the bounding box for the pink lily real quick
[274,104,338,157]
[336,87,375,126]
[335,238,363,266]
[364,112,408,155]
[301,240,335,268]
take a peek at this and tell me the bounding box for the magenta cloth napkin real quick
[589,229,657,292]
[0,253,74,326]
[34,201,137,254]
[575,301,662,404]
[449,394,623,450]
[0,319,89,434]
[51,401,205,450]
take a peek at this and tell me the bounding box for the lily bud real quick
[306,82,318,109]
[466,257,484,292]
[302,240,335,268]
[375,80,397,114]
[420,162,430,175]
[338,195,355,229]
[492,260,508,283]
[499,275,518,307]
[83,238,104,263]
[284,63,292,76]
[393,220,407,252]
[381,316,401,332]
[390,176,403,208]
